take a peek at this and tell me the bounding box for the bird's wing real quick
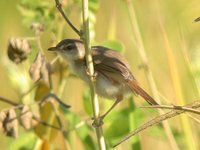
[92,46,134,83]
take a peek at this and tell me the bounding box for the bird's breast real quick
[70,61,131,99]
[96,75,123,99]
[70,60,89,81]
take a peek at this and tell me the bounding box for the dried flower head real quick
[7,37,31,64]
[30,22,45,35]
[19,105,38,130]
[29,52,51,85]
[0,109,18,138]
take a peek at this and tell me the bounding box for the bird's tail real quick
[127,80,158,105]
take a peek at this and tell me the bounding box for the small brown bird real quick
[48,39,158,119]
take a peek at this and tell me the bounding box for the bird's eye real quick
[64,44,74,51]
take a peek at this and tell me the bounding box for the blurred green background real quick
[0,0,200,150]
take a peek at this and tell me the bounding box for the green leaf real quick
[81,135,96,150]
[64,111,96,150]
[101,40,125,52]
[105,109,130,142]
[104,97,145,147]
[8,132,37,150]
[89,0,99,12]
[76,125,96,150]
[17,0,56,27]
[128,97,141,149]
[83,88,93,116]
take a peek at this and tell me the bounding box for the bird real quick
[48,39,158,119]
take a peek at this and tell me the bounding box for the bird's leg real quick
[100,95,123,120]
[92,95,123,127]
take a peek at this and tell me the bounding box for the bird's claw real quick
[91,115,105,128]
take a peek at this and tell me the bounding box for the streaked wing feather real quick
[92,46,134,82]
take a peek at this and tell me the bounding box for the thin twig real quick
[55,0,81,36]
[141,104,200,115]
[49,99,69,150]
[33,116,61,130]
[113,101,200,148]
[0,96,19,106]
[49,101,64,131]
[39,92,70,109]
[7,109,30,122]
[21,83,39,98]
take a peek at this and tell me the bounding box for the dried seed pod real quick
[19,105,33,130]
[29,52,43,82]
[31,118,39,128]
[0,111,7,121]
[31,22,45,35]
[7,37,31,64]
[29,52,51,85]
[0,111,7,131]
[41,60,51,84]
[0,109,18,138]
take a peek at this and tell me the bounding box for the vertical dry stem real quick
[81,0,106,149]
[125,1,179,150]
[160,22,197,150]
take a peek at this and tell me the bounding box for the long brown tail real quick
[127,80,158,105]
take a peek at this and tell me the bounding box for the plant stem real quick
[141,103,200,115]
[114,101,200,147]
[0,96,19,106]
[81,0,106,149]
[55,0,80,36]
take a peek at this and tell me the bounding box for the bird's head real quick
[48,39,85,60]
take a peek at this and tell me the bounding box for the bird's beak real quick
[48,46,57,51]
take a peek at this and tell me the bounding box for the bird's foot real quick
[91,115,105,128]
